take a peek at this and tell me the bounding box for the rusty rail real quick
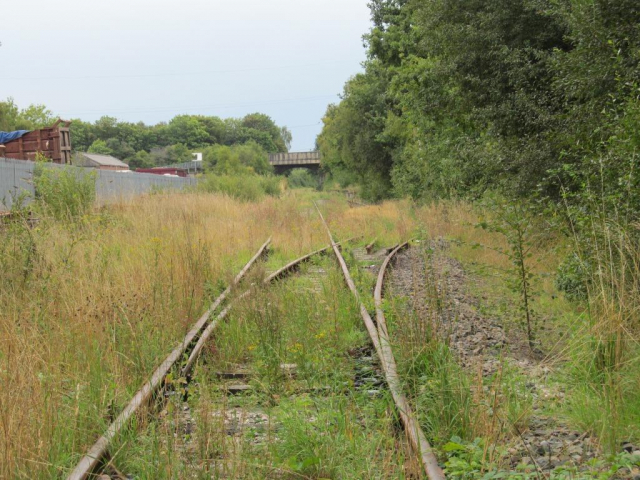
[375,243,445,479]
[67,237,351,479]
[314,203,445,480]
[67,239,272,480]
[182,241,351,376]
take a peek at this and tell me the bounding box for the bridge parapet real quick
[269,151,321,166]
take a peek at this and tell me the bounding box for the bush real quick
[198,174,281,202]
[287,168,319,189]
[556,252,590,301]
[260,175,282,196]
[33,163,96,220]
[203,141,273,176]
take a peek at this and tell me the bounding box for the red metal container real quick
[135,167,188,177]
[1,120,72,164]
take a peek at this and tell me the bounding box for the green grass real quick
[7,190,638,479]
[111,255,413,479]
[198,174,282,201]
[416,204,640,474]
[447,234,640,450]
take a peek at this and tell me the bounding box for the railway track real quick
[67,239,344,480]
[68,214,445,479]
[315,202,446,480]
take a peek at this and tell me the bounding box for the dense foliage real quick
[203,141,273,176]
[287,168,321,189]
[0,99,55,131]
[198,174,281,201]
[318,0,640,206]
[319,4,640,454]
[0,99,291,172]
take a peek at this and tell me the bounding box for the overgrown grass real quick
[0,190,417,479]
[198,174,282,201]
[3,185,637,478]
[33,162,96,220]
[111,258,413,478]
[410,200,640,466]
[558,206,640,452]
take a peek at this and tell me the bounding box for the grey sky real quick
[1,0,370,151]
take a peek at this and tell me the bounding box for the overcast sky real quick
[1,0,371,151]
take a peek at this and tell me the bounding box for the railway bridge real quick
[268,151,321,174]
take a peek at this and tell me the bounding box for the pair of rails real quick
[67,205,445,480]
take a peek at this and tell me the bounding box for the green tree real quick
[204,145,252,175]
[235,141,273,175]
[316,0,576,200]
[128,150,153,170]
[166,143,193,164]
[196,115,226,144]
[203,142,271,175]
[167,115,209,148]
[0,98,20,131]
[87,139,112,155]
[69,119,96,152]
[106,138,135,160]
[2,99,293,172]
[280,126,292,151]
[317,63,396,201]
[237,113,289,153]
[0,98,55,130]
[19,104,54,128]
[93,116,119,141]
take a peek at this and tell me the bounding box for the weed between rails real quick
[0,190,416,479]
[5,188,637,478]
[114,257,415,479]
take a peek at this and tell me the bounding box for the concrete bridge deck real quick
[269,152,321,173]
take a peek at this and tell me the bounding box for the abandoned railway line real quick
[65,207,445,480]
[4,189,635,479]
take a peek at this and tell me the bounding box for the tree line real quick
[316,1,640,452]
[317,0,640,213]
[0,98,291,173]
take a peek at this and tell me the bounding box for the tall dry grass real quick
[0,190,416,479]
[416,200,640,450]
[561,211,640,451]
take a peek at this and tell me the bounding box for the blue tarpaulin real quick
[0,130,30,144]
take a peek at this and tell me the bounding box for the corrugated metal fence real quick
[0,157,197,211]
